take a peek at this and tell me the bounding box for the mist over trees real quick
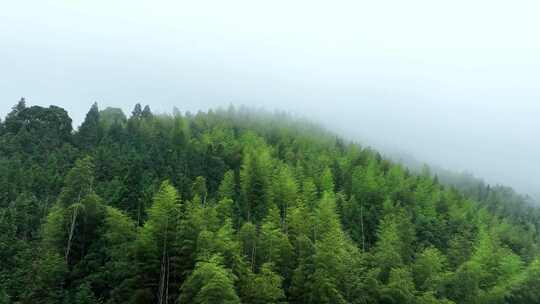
[1,100,540,303]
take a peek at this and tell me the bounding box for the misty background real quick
[1,1,539,199]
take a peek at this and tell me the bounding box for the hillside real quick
[389,151,539,216]
[1,100,540,304]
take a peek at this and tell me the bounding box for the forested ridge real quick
[1,99,540,304]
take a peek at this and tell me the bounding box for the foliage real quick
[1,101,539,303]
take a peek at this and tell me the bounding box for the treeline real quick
[393,154,540,236]
[1,99,540,303]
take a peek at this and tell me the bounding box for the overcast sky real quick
[1,1,539,198]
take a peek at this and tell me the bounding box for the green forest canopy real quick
[1,99,540,304]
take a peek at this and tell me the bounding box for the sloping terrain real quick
[1,100,539,303]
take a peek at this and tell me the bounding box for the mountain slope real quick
[1,100,539,304]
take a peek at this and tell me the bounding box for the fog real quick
[1,1,539,199]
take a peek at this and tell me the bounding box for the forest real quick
[1,99,540,304]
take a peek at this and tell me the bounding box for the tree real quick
[4,192,41,241]
[134,180,182,304]
[413,247,449,293]
[142,105,153,119]
[340,195,366,250]
[31,252,68,303]
[240,143,273,223]
[302,178,318,210]
[272,165,298,225]
[446,224,524,303]
[100,206,137,303]
[179,256,240,304]
[52,157,101,265]
[445,262,481,303]
[507,257,540,303]
[57,156,95,208]
[0,288,9,304]
[215,198,234,225]
[77,102,101,149]
[380,267,416,304]
[349,158,385,248]
[320,167,335,194]
[238,222,258,270]
[73,283,98,304]
[3,103,73,155]
[290,191,365,304]
[1,102,539,304]
[313,192,341,241]
[14,97,26,111]
[288,233,316,303]
[413,176,444,248]
[310,193,359,304]
[287,200,312,244]
[241,263,285,304]
[258,206,293,274]
[192,176,208,204]
[218,170,236,201]
[196,219,243,273]
[4,98,26,133]
[131,103,143,119]
[373,200,415,282]
[99,107,127,130]
[39,156,105,268]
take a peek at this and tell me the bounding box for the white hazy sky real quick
[1,0,539,197]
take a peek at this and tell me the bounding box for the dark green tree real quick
[77,102,102,149]
[179,256,240,304]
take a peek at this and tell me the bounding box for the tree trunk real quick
[65,204,79,264]
[360,201,365,252]
[158,216,169,304]
[65,191,82,264]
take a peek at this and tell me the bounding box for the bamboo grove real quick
[1,100,540,303]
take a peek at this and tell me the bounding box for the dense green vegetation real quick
[1,99,540,303]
